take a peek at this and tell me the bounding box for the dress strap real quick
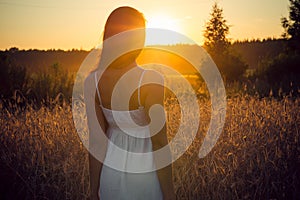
[138,70,146,107]
[94,72,102,105]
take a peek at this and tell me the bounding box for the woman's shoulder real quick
[84,71,97,90]
[84,71,97,84]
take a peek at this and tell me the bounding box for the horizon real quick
[1,37,284,52]
[0,0,289,50]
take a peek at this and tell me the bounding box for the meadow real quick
[1,1,299,198]
[0,42,299,199]
[0,93,299,199]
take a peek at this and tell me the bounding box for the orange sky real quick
[0,0,289,50]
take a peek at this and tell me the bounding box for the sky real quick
[0,0,289,50]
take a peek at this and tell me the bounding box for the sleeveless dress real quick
[94,70,163,200]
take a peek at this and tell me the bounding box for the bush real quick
[0,52,74,106]
[0,54,28,98]
[211,51,248,82]
[30,63,74,104]
[255,52,300,96]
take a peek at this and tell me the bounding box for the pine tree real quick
[203,3,230,55]
[203,3,247,81]
[281,0,300,51]
[281,0,300,41]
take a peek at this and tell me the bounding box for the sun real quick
[145,14,183,45]
[147,14,181,32]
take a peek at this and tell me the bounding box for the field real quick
[0,94,299,199]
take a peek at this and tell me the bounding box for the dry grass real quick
[0,105,89,199]
[0,95,299,199]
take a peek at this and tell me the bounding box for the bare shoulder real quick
[84,72,96,89]
[84,72,95,84]
[83,72,97,99]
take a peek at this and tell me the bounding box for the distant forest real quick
[0,38,286,73]
[0,48,89,73]
[0,38,299,108]
[231,38,287,69]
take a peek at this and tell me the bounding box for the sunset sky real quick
[0,0,289,50]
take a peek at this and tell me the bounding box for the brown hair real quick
[103,6,145,40]
[101,6,146,68]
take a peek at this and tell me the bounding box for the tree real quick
[203,3,247,81]
[281,0,300,50]
[0,53,28,98]
[203,3,230,55]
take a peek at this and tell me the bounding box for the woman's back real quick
[94,65,150,131]
[96,65,146,111]
[94,66,163,200]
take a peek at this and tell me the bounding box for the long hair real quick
[103,6,145,41]
[98,6,146,69]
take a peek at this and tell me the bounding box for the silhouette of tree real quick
[203,3,247,81]
[281,0,300,50]
[203,3,229,55]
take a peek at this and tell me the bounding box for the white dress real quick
[94,71,163,200]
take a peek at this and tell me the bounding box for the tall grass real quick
[0,104,88,199]
[0,95,299,199]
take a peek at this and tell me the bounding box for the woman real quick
[85,6,175,200]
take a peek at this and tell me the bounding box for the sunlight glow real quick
[147,14,181,32]
[146,14,183,45]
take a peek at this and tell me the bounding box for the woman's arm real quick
[89,97,106,200]
[89,154,102,200]
[143,71,176,200]
[84,76,107,200]
[151,125,176,200]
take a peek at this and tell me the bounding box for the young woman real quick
[85,6,175,200]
